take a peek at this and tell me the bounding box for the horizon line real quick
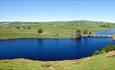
[0,20,115,23]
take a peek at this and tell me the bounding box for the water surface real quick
[0,37,114,61]
[96,30,115,35]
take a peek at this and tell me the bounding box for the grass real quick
[0,21,115,39]
[0,21,115,70]
[0,53,115,70]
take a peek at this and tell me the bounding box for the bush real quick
[102,44,115,52]
[89,32,92,35]
[93,44,115,56]
[16,27,20,29]
[75,30,81,38]
[99,24,110,28]
[100,49,106,53]
[37,29,43,33]
[76,30,81,33]
[93,50,101,55]
[27,26,31,29]
[83,29,88,35]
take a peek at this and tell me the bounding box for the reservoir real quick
[0,37,114,61]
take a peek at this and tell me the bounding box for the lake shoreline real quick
[0,37,113,61]
[0,35,114,40]
[0,53,115,70]
[0,37,75,40]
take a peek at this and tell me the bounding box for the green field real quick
[0,21,115,39]
[0,52,114,70]
[0,21,115,70]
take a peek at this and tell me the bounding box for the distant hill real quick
[0,20,114,24]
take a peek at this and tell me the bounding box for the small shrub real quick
[75,30,81,38]
[16,27,20,29]
[93,50,101,55]
[27,26,31,29]
[37,29,43,33]
[89,32,92,35]
[83,29,88,35]
[93,44,115,56]
[99,24,110,28]
[100,49,106,53]
[103,44,115,52]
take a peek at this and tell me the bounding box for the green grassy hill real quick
[0,20,115,39]
[0,52,115,70]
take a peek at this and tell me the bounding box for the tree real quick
[76,30,81,33]
[27,26,31,29]
[22,26,26,29]
[37,29,43,33]
[99,24,110,28]
[83,29,88,35]
[75,30,81,38]
[89,32,92,35]
[16,27,20,29]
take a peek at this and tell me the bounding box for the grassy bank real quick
[0,21,115,39]
[0,52,115,70]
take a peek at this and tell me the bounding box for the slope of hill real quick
[0,52,115,70]
[0,20,115,39]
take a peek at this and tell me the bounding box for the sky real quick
[0,0,115,22]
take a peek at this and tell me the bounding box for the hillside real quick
[0,20,115,39]
[0,51,115,70]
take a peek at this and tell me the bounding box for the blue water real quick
[0,38,114,61]
[96,30,115,35]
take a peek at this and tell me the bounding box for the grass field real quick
[0,21,115,39]
[0,21,115,70]
[0,52,114,70]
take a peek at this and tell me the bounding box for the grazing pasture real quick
[0,21,115,39]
